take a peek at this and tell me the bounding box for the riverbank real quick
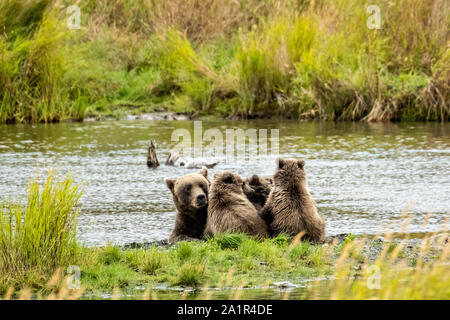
[1,0,448,123]
[1,172,448,299]
[2,232,449,300]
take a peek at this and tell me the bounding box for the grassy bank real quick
[0,0,448,123]
[0,171,449,299]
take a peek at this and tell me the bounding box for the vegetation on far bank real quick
[0,171,449,300]
[0,0,448,123]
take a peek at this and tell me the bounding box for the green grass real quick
[0,170,82,290]
[71,235,329,296]
[173,264,205,286]
[5,232,444,299]
[0,0,448,123]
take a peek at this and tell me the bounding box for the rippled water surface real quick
[0,120,449,246]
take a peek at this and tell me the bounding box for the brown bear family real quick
[164,158,325,244]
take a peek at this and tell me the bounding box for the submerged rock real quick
[122,239,170,249]
[323,233,349,244]
[273,281,299,289]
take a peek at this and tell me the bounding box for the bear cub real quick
[205,172,269,238]
[260,158,325,242]
[243,174,273,212]
[165,167,210,243]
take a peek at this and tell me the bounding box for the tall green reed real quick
[0,170,82,283]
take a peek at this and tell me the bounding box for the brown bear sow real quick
[164,167,210,243]
[243,174,273,212]
[205,172,269,238]
[260,158,325,242]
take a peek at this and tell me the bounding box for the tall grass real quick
[0,170,82,289]
[0,6,76,123]
[155,0,449,120]
[306,233,449,299]
[0,0,448,122]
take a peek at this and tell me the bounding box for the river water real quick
[0,120,449,246]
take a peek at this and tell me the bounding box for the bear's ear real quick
[199,166,208,178]
[164,178,176,192]
[297,159,305,169]
[249,174,261,185]
[277,158,285,169]
[242,181,254,193]
[223,174,234,184]
[218,172,234,184]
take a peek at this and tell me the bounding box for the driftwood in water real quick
[147,140,160,168]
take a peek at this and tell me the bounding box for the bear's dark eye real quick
[184,184,192,192]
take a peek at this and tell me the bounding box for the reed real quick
[0,170,82,290]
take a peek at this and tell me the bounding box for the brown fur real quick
[164,167,209,243]
[205,172,269,238]
[260,158,325,242]
[243,174,273,212]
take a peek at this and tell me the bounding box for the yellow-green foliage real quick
[0,0,448,122]
[233,17,317,116]
[2,232,448,300]
[0,170,82,288]
[155,0,449,120]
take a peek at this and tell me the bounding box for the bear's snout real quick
[194,193,207,207]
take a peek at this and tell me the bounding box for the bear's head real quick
[212,171,244,194]
[243,174,272,208]
[165,167,209,213]
[274,158,307,187]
